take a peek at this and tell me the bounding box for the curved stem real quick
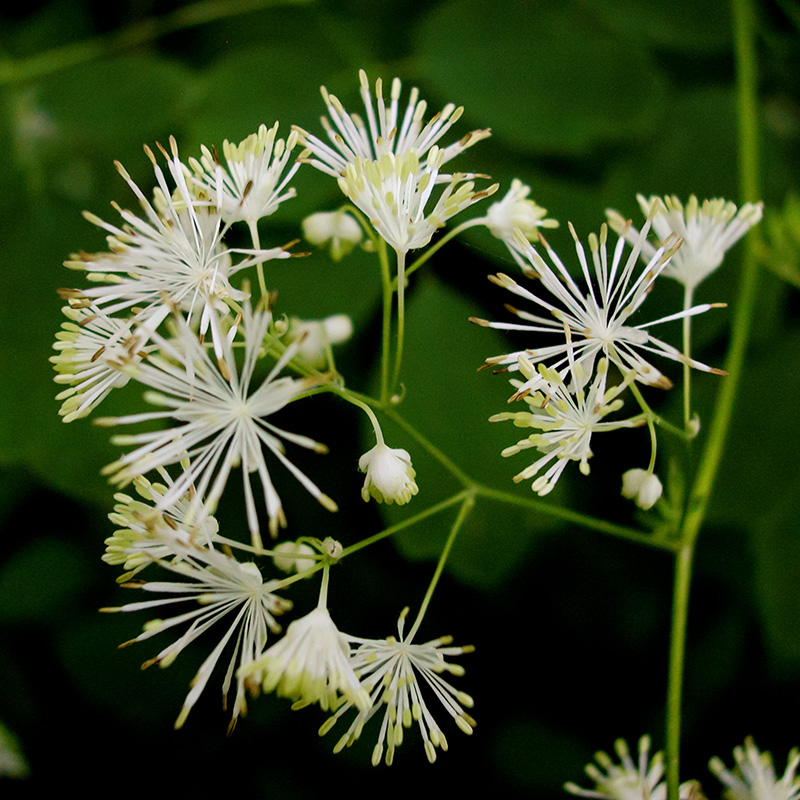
[407,493,475,641]
[400,218,484,285]
[0,0,311,86]
[390,249,407,396]
[377,239,393,404]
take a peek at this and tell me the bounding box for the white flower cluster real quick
[51,70,497,764]
[567,736,799,800]
[473,194,760,503]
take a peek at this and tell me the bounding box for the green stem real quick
[0,0,311,86]
[340,491,471,558]
[399,219,484,285]
[407,493,475,641]
[682,285,695,431]
[390,249,407,396]
[665,1,760,797]
[378,238,393,404]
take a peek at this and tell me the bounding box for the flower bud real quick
[621,469,663,510]
[358,443,418,505]
[272,541,316,574]
[302,211,363,260]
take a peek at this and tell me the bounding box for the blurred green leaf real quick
[0,538,89,623]
[416,0,666,155]
[584,0,731,53]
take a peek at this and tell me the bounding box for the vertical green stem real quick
[682,285,694,431]
[390,249,407,397]
[665,1,760,798]
[378,239,393,404]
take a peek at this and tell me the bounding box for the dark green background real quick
[1,0,799,796]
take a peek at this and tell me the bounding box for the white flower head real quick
[63,137,291,348]
[302,210,363,260]
[565,736,699,800]
[103,471,220,581]
[608,195,764,290]
[189,122,301,231]
[490,357,638,496]
[483,179,559,243]
[97,299,337,548]
[50,304,150,422]
[286,313,354,369]
[295,68,491,179]
[241,606,370,713]
[320,607,475,766]
[710,738,800,800]
[621,468,663,511]
[473,217,727,390]
[359,442,419,505]
[337,148,497,256]
[103,531,291,731]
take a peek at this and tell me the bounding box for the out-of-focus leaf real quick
[584,0,731,53]
[758,195,800,289]
[416,0,666,155]
[0,538,89,623]
[749,472,800,674]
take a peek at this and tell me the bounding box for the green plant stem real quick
[407,493,475,641]
[398,219,484,285]
[390,250,407,396]
[682,285,695,431]
[0,0,311,86]
[665,1,760,797]
[340,490,471,558]
[378,239,393,404]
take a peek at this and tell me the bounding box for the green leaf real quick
[416,0,666,155]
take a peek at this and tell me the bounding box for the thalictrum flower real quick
[621,468,663,511]
[320,607,475,766]
[565,736,700,800]
[481,178,558,244]
[189,123,301,236]
[607,194,763,290]
[302,210,364,260]
[97,301,337,548]
[710,738,800,800]
[241,605,369,713]
[50,304,148,422]
[472,221,726,391]
[490,357,638,496]
[295,69,490,180]
[102,530,291,731]
[358,442,418,505]
[63,137,291,348]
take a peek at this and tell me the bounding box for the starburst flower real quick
[621,468,663,511]
[337,148,497,256]
[189,123,301,235]
[565,736,699,800]
[710,738,800,800]
[63,137,291,347]
[241,605,369,713]
[472,222,726,391]
[490,357,638,496]
[319,607,475,766]
[480,179,558,244]
[50,304,149,422]
[295,69,491,179]
[102,530,291,731]
[97,300,337,547]
[104,471,221,581]
[608,195,763,291]
[358,442,418,505]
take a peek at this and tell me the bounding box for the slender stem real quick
[407,493,475,641]
[0,0,311,86]
[390,249,407,396]
[378,239,393,404]
[340,491,471,558]
[399,218,484,285]
[665,1,760,797]
[682,285,695,431]
[248,221,269,301]
[317,563,330,609]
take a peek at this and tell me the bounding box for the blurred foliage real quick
[0,0,799,797]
